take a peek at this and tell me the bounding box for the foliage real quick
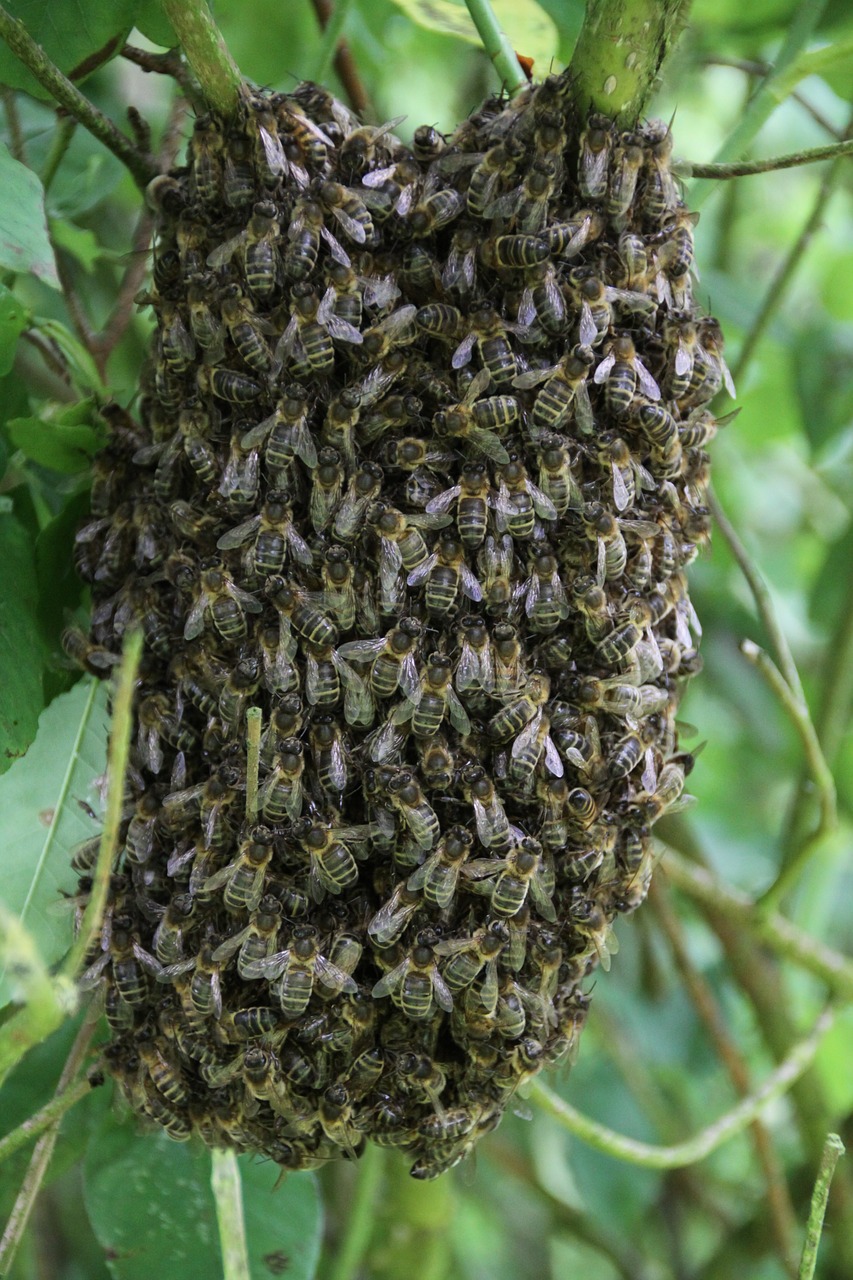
[0,0,850,1278]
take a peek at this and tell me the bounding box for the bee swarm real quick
[73,73,731,1178]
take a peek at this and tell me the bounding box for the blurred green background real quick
[0,0,851,1277]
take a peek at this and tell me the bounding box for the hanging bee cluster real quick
[69,70,734,1179]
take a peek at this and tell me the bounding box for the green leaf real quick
[0,677,108,1007]
[0,283,29,376]
[49,218,108,273]
[35,489,90,653]
[31,318,107,396]
[0,0,136,98]
[84,1119,322,1280]
[8,414,102,473]
[0,513,47,777]
[385,0,559,75]
[0,143,59,287]
[132,0,177,47]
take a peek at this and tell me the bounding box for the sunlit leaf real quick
[0,0,136,97]
[50,218,109,273]
[8,414,103,473]
[132,0,177,47]
[384,0,559,76]
[0,144,59,287]
[0,283,29,376]
[84,1118,322,1280]
[0,677,108,1007]
[32,318,108,396]
[0,513,47,777]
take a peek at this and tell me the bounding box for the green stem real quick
[0,1075,92,1166]
[567,0,691,126]
[211,1149,250,1280]
[676,137,853,180]
[310,0,355,85]
[2,86,25,161]
[63,630,143,982]
[689,0,830,208]
[40,116,76,195]
[366,1152,453,1280]
[798,1135,845,1280]
[463,0,527,97]
[0,6,155,187]
[327,1144,385,1280]
[741,641,837,839]
[159,0,243,119]
[245,706,262,824]
[660,848,853,1001]
[530,1007,833,1170]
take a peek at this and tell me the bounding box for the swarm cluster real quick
[69,70,733,1178]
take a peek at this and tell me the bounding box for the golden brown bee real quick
[372,929,453,1020]
[577,113,613,200]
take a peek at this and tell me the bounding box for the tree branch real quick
[0,6,155,187]
[676,137,853,179]
[463,0,527,97]
[159,0,243,119]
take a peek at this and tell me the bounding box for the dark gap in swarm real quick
[67,74,733,1178]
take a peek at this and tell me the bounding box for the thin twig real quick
[649,880,799,1275]
[2,85,26,161]
[308,0,371,118]
[310,0,355,85]
[0,1074,94,1166]
[530,1007,833,1170]
[40,115,76,193]
[708,486,804,700]
[702,56,845,140]
[52,251,100,371]
[0,6,155,187]
[799,1135,845,1280]
[327,1144,384,1280]
[245,706,262,824]
[676,137,853,179]
[211,1149,250,1280]
[731,118,852,384]
[659,849,853,1000]
[63,631,143,981]
[0,1006,100,1274]
[741,641,837,839]
[121,43,203,109]
[159,0,243,119]
[463,0,527,96]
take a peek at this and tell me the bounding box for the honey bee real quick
[265,576,339,649]
[593,334,661,414]
[640,118,679,220]
[653,207,698,306]
[305,642,372,727]
[463,138,525,216]
[284,198,350,281]
[219,285,274,374]
[431,369,513,464]
[339,616,422,702]
[460,764,513,853]
[494,454,557,540]
[367,882,423,946]
[441,225,478,298]
[136,693,198,774]
[480,234,550,271]
[405,826,472,910]
[258,738,305,823]
[189,114,224,204]
[79,913,160,1006]
[396,1052,448,1120]
[518,550,569,633]
[392,651,471,738]
[412,123,447,163]
[316,179,375,245]
[436,919,509,1011]
[240,384,318,473]
[478,533,516,615]
[366,502,450,609]
[382,767,440,850]
[212,894,284,978]
[452,309,518,386]
[513,345,594,437]
[408,533,484,618]
[688,316,736,402]
[582,503,659,584]
[277,282,362,375]
[203,826,275,913]
[372,929,453,1020]
[248,924,360,1017]
[197,364,264,405]
[309,714,349,795]
[60,627,119,678]
[424,462,491,550]
[573,898,620,971]
[360,305,418,361]
[408,188,465,236]
[293,817,370,899]
[309,447,345,533]
[606,131,644,221]
[464,836,556,921]
[207,201,281,303]
[257,620,298,695]
[317,546,356,631]
[217,490,313,574]
[157,302,196,373]
[577,113,613,200]
[355,349,409,407]
[321,387,363,468]
[184,562,263,643]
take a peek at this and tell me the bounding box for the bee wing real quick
[326,314,364,345]
[513,366,556,390]
[721,358,736,398]
[405,552,436,587]
[425,486,461,516]
[635,357,661,401]
[447,689,472,735]
[240,413,276,449]
[329,205,367,244]
[573,382,594,435]
[395,651,419,702]
[674,343,692,376]
[292,423,318,468]
[78,951,111,989]
[528,483,557,521]
[460,565,483,602]
[319,224,351,268]
[528,877,557,923]
[259,124,286,175]
[184,594,208,641]
[217,515,260,551]
[285,525,314,566]
[620,519,661,538]
[250,948,292,980]
[380,539,404,588]
[451,332,476,370]
[154,956,196,981]
[641,748,657,793]
[511,710,542,761]
[468,429,510,464]
[579,302,598,348]
[338,637,386,660]
[363,274,400,309]
[315,956,359,994]
[593,352,616,385]
[362,164,397,188]
[517,288,537,329]
[431,968,455,1013]
[523,574,540,616]
[372,957,409,999]
[462,857,501,880]
[391,697,416,725]
[207,231,246,268]
[611,465,631,513]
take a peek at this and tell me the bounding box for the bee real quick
[464,138,524,216]
[573,898,620,971]
[321,387,363,468]
[141,1076,192,1141]
[607,132,644,221]
[217,490,313,575]
[461,764,513,854]
[367,882,423,947]
[79,914,158,1006]
[514,156,559,232]
[189,114,224,204]
[60,627,119,678]
[640,118,679,220]
[478,533,516,615]
[372,929,454,1020]
[653,207,698,305]
[545,207,606,262]
[383,768,440,850]
[284,198,350,280]
[582,504,659,584]
[219,285,274,374]
[464,836,557,922]
[309,714,348,795]
[480,234,550,271]
[151,893,196,966]
[293,818,370,899]
[408,188,465,236]
[578,113,613,200]
[318,1085,363,1161]
[277,282,362,375]
[317,546,356,631]
[309,447,345,533]
[157,303,195,373]
[633,401,681,469]
[536,435,581,516]
[593,334,661,414]
[241,384,318,473]
[412,123,446,163]
[494,454,557,540]
[208,201,281,302]
[360,305,418,361]
[688,316,736,402]
[305,642,372,726]
[431,369,513,465]
[441,225,478,298]
[660,310,699,399]
[355,349,409,407]
[426,461,491,549]
[184,562,263,643]
[409,534,484,618]
[339,616,422,702]
[197,365,264,404]
[513,345,594,437]
[453,615,495,694]
[392,651,471,738]
[212,894,284,978]
[452,309,518,386]
[338,115,405,180]
[518,550,569,634]
[136,693,197,774]
[256,620,298,694]
[265,576,339,649]
[316,179,375,245]
[366,502,450,608]
[417,735,456,791]
[436,920,509,1011]
[277,98,335,176]
[217,656,263,732]
[174,217,208,279]
[203,826,275,913]
[249,924,359,1017]
[396,1053,448,1120]
[406,826,473,909]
